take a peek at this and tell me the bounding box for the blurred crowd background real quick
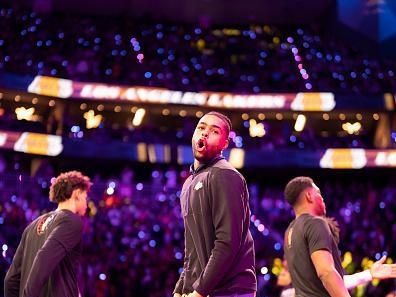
[0,154,395,296]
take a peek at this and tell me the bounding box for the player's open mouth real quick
[196,139,206,151]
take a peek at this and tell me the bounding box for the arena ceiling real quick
[12,0,335,25]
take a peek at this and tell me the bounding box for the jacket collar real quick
[190,156,224,175]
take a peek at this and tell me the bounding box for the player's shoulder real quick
[211,159,243,179]
[301,215,331,237]
[26,212,53,229]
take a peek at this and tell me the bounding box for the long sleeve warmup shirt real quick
[174,157,257,296]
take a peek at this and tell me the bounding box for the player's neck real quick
[57,199,77,214]
[295,206,315,218]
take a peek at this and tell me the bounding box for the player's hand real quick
[370,255,396,279]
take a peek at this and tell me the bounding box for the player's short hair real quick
[49,171,92,203]
[284,176,314,206]
[206,111,232,136]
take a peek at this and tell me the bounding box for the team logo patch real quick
[194,181,203,190]
[287,227,293,248]
[37,213,56,235]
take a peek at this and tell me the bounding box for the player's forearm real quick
[343,270,372,289]
[24,240,67,297]
[320,270,351,297]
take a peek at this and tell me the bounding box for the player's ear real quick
[305,190,314,203]
[223,138,229,150]
[72,189,81,201]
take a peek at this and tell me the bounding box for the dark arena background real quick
[1,0,396,296]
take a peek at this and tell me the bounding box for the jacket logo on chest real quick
[287,227,293,248]
[194,181,203,190]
